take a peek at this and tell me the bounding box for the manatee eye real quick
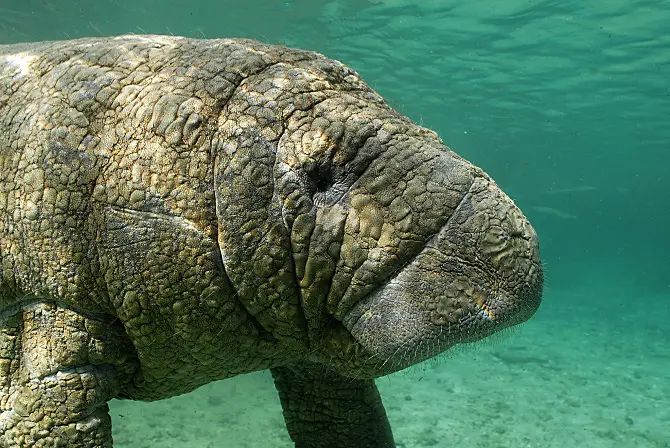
[308,166,334,193]
[307,164,354,207]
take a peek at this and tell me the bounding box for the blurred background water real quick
[1,0,668,447]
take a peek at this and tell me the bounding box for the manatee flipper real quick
[0,303,133,447]
[271,364,395,448]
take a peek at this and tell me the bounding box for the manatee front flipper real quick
[0,303,135,447]
[271,364,395,448]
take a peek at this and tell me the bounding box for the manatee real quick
[0,35,543,448]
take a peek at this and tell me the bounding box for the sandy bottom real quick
[110,288,669,447]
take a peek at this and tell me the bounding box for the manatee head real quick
[214,47,542,378]
[307,117,543,377]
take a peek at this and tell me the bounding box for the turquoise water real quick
[2,0,668,446]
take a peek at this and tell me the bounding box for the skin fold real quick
[0,35,542,448]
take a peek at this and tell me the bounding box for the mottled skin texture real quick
[0,35,543,447]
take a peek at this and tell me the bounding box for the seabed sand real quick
[111,288,670,448]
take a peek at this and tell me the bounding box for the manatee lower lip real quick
[340,274,535,370]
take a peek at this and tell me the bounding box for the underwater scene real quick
[0,0,668,447]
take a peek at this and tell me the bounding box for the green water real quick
[1,0,668,447]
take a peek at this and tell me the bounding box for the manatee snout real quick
[341,168,542,376]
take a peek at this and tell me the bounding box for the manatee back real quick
[0,36,271,308]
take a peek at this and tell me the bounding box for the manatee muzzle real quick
[341,174,543,372]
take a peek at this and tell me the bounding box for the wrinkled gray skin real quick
[0,35,542,447]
